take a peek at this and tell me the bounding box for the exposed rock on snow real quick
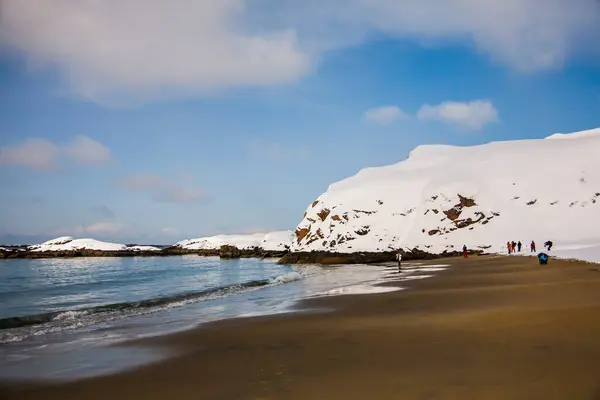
[291,128,600,257]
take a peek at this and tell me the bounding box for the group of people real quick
[394,240,555,272]
[507,240,553,254]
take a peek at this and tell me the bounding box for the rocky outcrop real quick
[278,248,482,265]
[0,249,174,259]
[219,245,243,259]
[219,245,288,259]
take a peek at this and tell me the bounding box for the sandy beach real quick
[2,254,600,399]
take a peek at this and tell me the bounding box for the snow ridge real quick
[174,231,293,252]
[28,237,161,252]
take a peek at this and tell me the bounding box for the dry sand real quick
[2,255,600,399]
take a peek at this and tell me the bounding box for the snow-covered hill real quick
[292,128,600,256]
[174,231,294,252]
[28,237,161,252]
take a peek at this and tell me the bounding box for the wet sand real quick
[2,255,600,399]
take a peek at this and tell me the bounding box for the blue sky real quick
[1,1,599,244]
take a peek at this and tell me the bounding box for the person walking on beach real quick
[517,241,522,252]
[396,250,402,272]
[530,241,536,252]
[545,240,553,251]
[511,241,517,253]
[462,245,468,258]
[507,241,512,254]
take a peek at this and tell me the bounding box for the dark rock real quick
[317,208,331,221]
[278,247,482,265]
[219,245,242,259]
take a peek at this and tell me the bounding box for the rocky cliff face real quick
[291,128,600,255]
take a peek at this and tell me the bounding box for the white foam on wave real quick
[269,271,303,285]
[0,266,328,345]
[52,310,89,321]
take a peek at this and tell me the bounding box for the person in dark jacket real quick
[544,241,553,251]
[462,245,468,258]
[517,241,522,252]
[530,241,536,252]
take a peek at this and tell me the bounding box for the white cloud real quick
[64,135,111,164]
[0,135,110,171]
[0,0,309,103]
[417,100,499,130]
[259,0,600,71]
[364,106,406,125]
[117,173,209,204]
[0,139,60,171]
[1,1,598,103]
[85,222,125,236]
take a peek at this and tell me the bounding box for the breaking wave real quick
[0,269,313,344]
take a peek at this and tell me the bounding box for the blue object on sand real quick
[537,253,549,264]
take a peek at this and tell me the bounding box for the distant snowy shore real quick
[0,232,294,260]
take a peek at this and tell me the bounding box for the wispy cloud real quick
[364,106,407,126]
[55,221,125,237]
[0,139,60,171]
[417,100,499,130]
[64,135,111,164]
[0,135,111,171]
[117,173,209,204]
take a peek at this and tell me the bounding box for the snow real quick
[174,230,293,251]
[28,237,161,252]
[126,245,162,252]
[260,231,295,251]
[545,128,600,141]
[291,127,600,264]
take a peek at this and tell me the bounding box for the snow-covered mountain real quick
[173,230,294,252]
[28,237,161,252]
[292,128,600,255]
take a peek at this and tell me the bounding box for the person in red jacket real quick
[530,241,536,252]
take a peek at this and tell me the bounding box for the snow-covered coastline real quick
[25,237,162,252]
[1,231,295,259]
[3,128,600,265]
[287,127,600,264]
[173,231,294,252]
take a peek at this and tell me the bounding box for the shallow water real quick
[0,256,448,381]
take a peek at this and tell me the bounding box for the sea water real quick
[0,255,447,381]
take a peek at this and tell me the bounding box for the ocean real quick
[0,255,445,381]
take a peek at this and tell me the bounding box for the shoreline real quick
[0,248,288,260]
[2,254,600,398]
[1,246,480,262]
